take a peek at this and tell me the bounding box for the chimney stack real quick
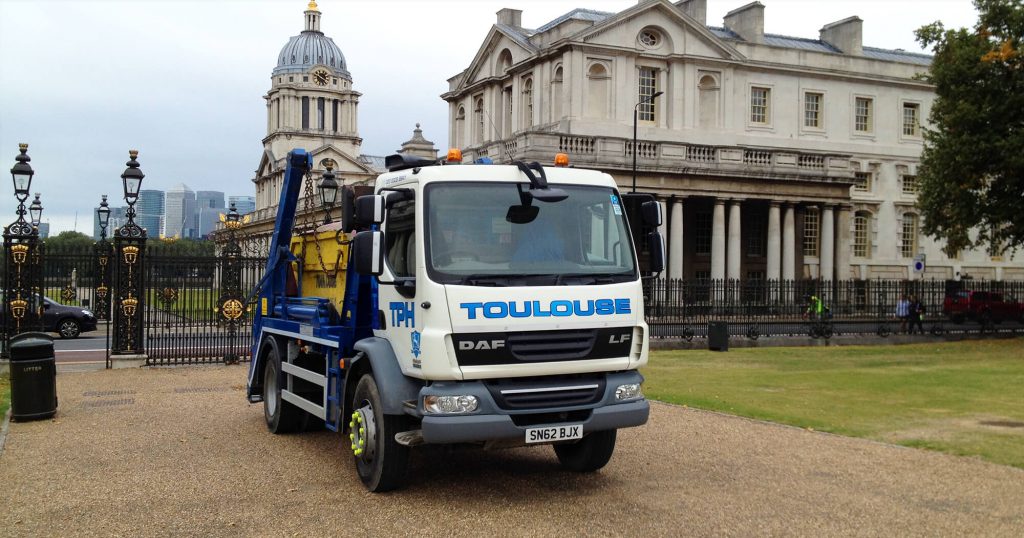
[496,8,523,28]
[724,2,764,44]
[820,16,863,55]
[678,0,707,25]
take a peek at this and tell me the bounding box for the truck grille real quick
[485,375,606,410]
[506,329,595,361]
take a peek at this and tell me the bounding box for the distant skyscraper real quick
[137,189,165,237]
[37,222,50,239]
[228,196,256,216]
[164,184,197,239]
[196,190,225,210]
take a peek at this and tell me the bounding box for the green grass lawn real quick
[0,373,10,419]
[643,339,1024,468]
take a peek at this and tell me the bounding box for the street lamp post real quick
[3,144,44,354]
[94,195,113,322]
[632,90,664,193]
[111,150,147,357]
[318,161,339,225]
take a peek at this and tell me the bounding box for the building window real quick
[751,86,770,124]
[638,67,658,122]
[502,86,513,137]
[586,63,610,119]
[521,77,533,128]
[332,100,339,132]
[694,211,712,255]
[903,103,920,136]
[901,214,919,258]
[804,92,823,128]
[853,212,870,258]
[455,106,465,148]
[473,97,484,144]
[639,29,660,47]
[317,97,325,130]
[855,97,873,132]
[853,171,872,192]
[551,65,564,120]
[902,174,918,195]
[301,97,309,130]
[803,207,820,257]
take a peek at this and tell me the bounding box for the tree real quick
[915,0,1024,255]
[43,230,94,253]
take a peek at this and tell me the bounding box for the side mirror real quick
[641,200,662,228]
[355,195,386,226]
[648,231,665,275]
[352,231,384,276]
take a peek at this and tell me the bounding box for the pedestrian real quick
[896,294,910,334]
[910,295,925,334]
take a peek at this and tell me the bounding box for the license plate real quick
[525,424,583,444]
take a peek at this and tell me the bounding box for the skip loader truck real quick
[247,147,666,491]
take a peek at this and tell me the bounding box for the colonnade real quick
[658,197,853,281]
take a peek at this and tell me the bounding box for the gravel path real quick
[1,366,1022,536]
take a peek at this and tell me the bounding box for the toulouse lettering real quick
[459,299,631,320]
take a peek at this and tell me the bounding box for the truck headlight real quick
[614,383,642,401]
[423,395,479,414]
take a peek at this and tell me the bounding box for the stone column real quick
[782,204,796,280]
[668,198,684,280]
[657,198,669,280]
[821,205,835,281]
[767,201,781,281]
[711,199,726,280]
[835,205,852,281]
[727,199,742,281]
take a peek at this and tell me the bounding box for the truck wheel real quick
[350,373,409,492]
[263,345,305,434]
[554,429,616,472]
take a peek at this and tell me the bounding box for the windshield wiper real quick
[456,274,507,286]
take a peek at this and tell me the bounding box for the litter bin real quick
[708,321,729,352]
[9,332,57,421]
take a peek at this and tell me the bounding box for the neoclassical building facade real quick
[442,0,1023,281]
[240,1,433,250]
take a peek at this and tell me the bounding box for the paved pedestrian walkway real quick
[1,366,1022,536]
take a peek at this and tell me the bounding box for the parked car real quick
[0,293,97,338]
[943,291,1024,323]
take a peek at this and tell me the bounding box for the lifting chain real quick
[300,169,340,278]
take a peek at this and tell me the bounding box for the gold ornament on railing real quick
[11,244,29,264]
[10,298,28,319]
[121,296,138,317]
[122,245,140,265]
[96,285,108,299]
[221,299,244,320]
[98,255,108,267]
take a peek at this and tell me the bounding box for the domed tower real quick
[254,1,377,222]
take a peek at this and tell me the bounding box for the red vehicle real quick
[943,291,1024,323]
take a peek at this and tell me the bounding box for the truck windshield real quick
[424,182,637,285]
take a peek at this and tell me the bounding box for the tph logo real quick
[389,301,415,328]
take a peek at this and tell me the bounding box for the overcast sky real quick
[0,0,978,235]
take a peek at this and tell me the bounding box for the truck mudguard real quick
[352,337,422,415]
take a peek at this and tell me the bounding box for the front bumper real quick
[418,370,649,444]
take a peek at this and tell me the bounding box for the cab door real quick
[376,187,420,370]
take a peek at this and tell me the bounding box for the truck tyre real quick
[554,429,616,472]
[263,345,305,434]
[350,373,409,492]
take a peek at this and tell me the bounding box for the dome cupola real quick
[273,1,350,80]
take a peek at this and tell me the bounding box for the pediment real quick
[577,0,743,61]
[306,145,375,175]
[256,148,277,177]
[460,25,538,90]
